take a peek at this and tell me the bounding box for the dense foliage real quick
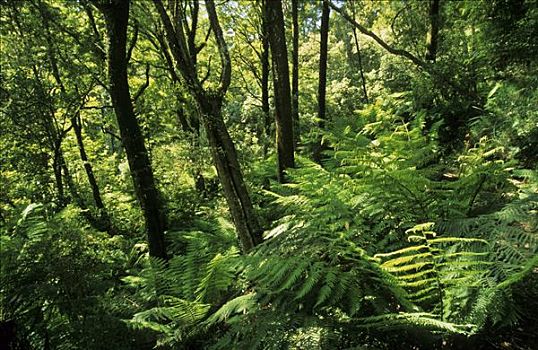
[1,0,536,349]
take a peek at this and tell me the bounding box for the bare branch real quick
[84,5,107,61]
[187,0,199,63]
[82,105,113,110]
[194,26,212,56]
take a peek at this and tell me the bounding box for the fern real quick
[1,204,135,349]
[204,293,257,325]
[196,247,241,302]
[121,98,537,348]
[353,312,474,334]
[122,215,255,347]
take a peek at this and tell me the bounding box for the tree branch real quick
[126,20,139,62]
[327,0,468,97]
[327,0,426,69]
[205,0,231,95]
[100,126,123,143]
[153,0,200,90]
[197,25,212,55]
[132,63,150,103]
[200,55,212,85]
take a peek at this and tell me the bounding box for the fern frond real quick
[354,312,474,334]
[205,293,257,325]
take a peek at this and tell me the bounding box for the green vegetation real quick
[1,0,536,349]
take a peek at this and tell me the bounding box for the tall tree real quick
[95,0,168,260]
[313,0,330,163]
[265,0,295,182]
[291,0,300,146]
[153,0,262,252]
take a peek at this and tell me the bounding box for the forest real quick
[0,0,537,349]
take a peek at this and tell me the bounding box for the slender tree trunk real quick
[313,0,330,163]
[291,0,300,146]
[351,2,368,103]
[61,154,85,210]
[425,0,441,62]
[265,0,295,182]
[318,1,330,127]
[261,0,271,151]
[353,30,368,103]
[99,0,167,260]
[175,105,191,133]
[60,147,111,231]
[52,145,66,207]
[71,113,113,233]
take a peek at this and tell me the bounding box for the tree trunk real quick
[71,113,113,234]
[350,2,368,103]
[99,0,167,260]
[261,0,271,151]
[291,0,300,146]
[425,0,441,62]
[52,144,66,207]
[198,96,263,252]
[313,0,330,163]
[265,0,295,182]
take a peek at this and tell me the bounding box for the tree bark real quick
[98,0,167,260]
[265,0,295,182]
[425,0,441,62]
[291,0,300,146]
[313,0,330,163]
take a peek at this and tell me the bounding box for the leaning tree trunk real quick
[71,113,113,233]
[198,96,263,252]
[265,0,295,182]
[350,1,368,103]
[99,0,167,260]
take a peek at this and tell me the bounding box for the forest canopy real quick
[0,0,537,349]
